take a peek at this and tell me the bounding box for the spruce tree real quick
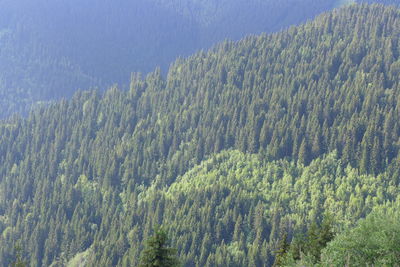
[11,245,27,267]
[139,226,180,267]
[273,230,289,267]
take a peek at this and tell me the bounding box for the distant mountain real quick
[0,26,97,116]
[360,0,400,5]
[0,0,348,118]
[0,4,399,266]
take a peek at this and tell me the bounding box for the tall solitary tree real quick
[139,226,180,267]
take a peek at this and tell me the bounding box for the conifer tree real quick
[139,226,180,267]
[272,230,289,267]
[11,245,27,267]
[298,139,310,166]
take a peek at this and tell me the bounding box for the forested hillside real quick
[1,3,400,266]
[0,26,97,117]
[0,0,396,118]
[0,0,347,118]
[361,0,400,5]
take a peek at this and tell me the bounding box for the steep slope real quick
[0,3,400,266]
[0,0,344,118]
[0,0,397,118]
[114,151,397,266]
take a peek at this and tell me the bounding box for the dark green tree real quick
[139,226,180,267]
[298,139,311,166]
[11,245,27,267]
[272,230,290,267]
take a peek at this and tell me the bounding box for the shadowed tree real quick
[11,245,27,267]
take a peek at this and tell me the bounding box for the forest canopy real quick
[0,3,400,267]
[0,0,394,118]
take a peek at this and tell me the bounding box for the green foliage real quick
[66,248,91,267]
[0,4,399,266]
[11,245,27,267]
[139,226,180,267]
[320,207,400,266]
[0,0,344,118]
[273,230,290,267]
[281,215,335,265]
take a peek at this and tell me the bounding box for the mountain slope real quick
[0,3,400,266]
[0,27,97,116]
[0,0,346,118]
[0,0,397,118]
[361,0,400,6]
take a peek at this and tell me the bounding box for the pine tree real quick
[139,226,180,267]
[272,230,289,267]
[298,139,310,166]
[11,245,27,267]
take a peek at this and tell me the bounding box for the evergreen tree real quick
[272,230,289,267]
[139,226,180,267]
[11,245,27,267]
[298,139,311,165]
[0,4,400,266]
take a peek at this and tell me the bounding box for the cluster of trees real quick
[0,0,366,118]
[277,206,400,266]
[274,216,335,266]
[106,151,398,266]
[0,3,400,266]
[320,206,400,266]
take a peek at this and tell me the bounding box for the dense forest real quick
[1,3,400,266]
[2,0,394,118]
[361,0,400,5]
